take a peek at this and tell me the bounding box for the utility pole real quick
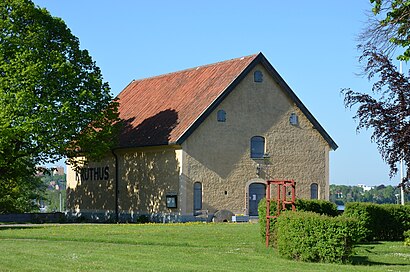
[400,61,405,205]
[59,191,62,212]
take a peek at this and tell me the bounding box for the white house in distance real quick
[66,52,338,222]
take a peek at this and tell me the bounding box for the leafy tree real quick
[0,157,44,213]
[345,0,410,194]
[361,0,410,60]
[0,0,120,212]
[343,46,410,192]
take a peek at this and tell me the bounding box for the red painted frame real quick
[265,179,296,247]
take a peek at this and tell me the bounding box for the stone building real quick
[66,52,337,222]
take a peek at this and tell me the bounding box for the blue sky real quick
[33,0,407,186]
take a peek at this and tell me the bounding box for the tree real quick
[343,47,410,192]
[343,0,410,193]
[0,157,44,213]
[0,0,120,212]
[361,0,410,60]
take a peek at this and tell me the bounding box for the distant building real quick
[52,166,65,176]
[357,184,374,192]
[35,165,65,176]
[66,53,338,222]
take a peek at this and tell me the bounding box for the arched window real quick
[254,70,263,82]
[217,110,226,122]
[311,183,318,199]
[194,182,202,211]
[250,136,265,158]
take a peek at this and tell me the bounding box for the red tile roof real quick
[117,54,259,148]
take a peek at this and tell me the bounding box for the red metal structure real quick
[265,179,296,247]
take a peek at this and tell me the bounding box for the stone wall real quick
[181,64,331,215]
[66,146,181,218]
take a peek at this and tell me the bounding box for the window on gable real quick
[217,110,226,122]
[250,136,265,158]
[254,70,263,83]
[290,113,299,126]
[311,183,318,199]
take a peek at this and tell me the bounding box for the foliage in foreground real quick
[276,211,357,263]
[405,230,410,246]
[258,198,338,243]
[0,175,44,213]
[343,202,410,242]
[0,0,120,213]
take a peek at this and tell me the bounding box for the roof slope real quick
[117,54,258,148]
[116,53,338,150]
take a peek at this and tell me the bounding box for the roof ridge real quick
[129,53,259,83]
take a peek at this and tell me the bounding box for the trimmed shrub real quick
[258,197,278,245]
[295,199,338,217]
[404,230,410,246]
[276,211,357,263]
[343,202,410,241]
[258,198,338,244]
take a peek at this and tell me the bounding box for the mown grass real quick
[0,223,408,271]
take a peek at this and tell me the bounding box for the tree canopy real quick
[329,184,408,205]
[343,47,410,181]
[343,0,410,193]
[0,0,119,212]
[362,0,410,60]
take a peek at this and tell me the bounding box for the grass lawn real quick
[0,223,409,271]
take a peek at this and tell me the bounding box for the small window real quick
[217,110,226,122]
[166,194,177,208]
[254,70,263,82]
[290,113,298,126]
[310,183,318,199]
[193,182,202,211]
[251,136,265,158]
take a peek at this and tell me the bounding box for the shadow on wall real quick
[66,158,116,216]
[120,109,180,214]
[180,172,218,216]
[122,148,181,214]
[67,109,180,220]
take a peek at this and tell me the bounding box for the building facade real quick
[66,53,337,222]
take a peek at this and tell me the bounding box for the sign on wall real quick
[76,166,110,182]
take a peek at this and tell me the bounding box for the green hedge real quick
[295,199,338,217]
[276,211,357,263]
[258,198,338,242]
[343,202,410,241]
[405,230,410,246]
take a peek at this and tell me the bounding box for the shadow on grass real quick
[350,242,407,267]
[351,256,410,268]
[0,224,46,231]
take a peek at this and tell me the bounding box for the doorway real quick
[248,183,266,216]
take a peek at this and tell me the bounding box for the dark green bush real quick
[258,198,338,243]
[276,211,357,263]
[136,215,150,224]
[343,202,410,241]
[295,199,338,217]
